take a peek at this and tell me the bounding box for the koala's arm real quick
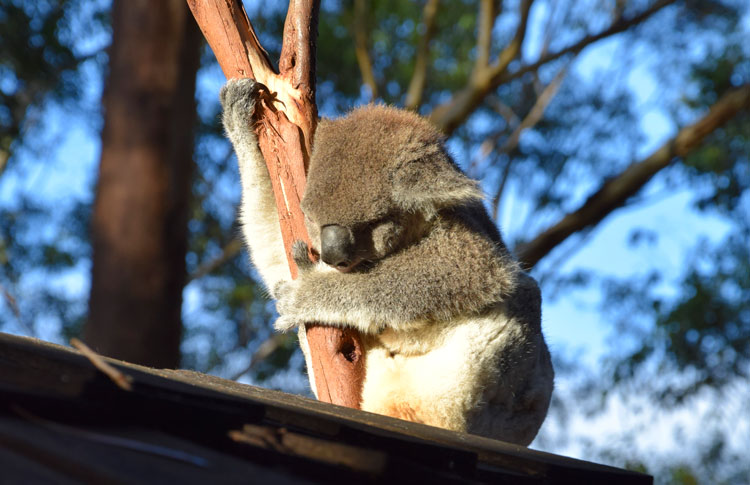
[220,79,290,293]
[276,216,519,334]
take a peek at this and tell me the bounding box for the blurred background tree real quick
[0,0,747,483]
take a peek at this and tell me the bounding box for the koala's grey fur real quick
[220,78,554,446]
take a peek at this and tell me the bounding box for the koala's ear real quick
[392,149,484,212]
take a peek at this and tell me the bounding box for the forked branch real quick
[187,0,365,409]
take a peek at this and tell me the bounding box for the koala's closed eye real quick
[370,219,404,258]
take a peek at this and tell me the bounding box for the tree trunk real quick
[85,0,201,368]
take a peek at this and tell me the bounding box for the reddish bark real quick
[187,0,365,408]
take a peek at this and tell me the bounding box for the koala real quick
[220,78,553,446]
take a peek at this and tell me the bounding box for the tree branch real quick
[490,64,568,218]
[352,0,378,100]
[187,0,365,410]
[517,83,750,269]
[500,64,568,155]
[428,0,533,134]
[496,0,676,86]
[186,237,243,283]
[474,0,500,73]
[429,0,676,136]
[230,333,291,381]
[404,0,440,111]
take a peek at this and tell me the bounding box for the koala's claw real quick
[292,240,314,271]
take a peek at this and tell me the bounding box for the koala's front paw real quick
[292,240,315,272]
[273,280,305,332]
[220,78,263,134]
[274,314,302,333]
[273,279,300,316]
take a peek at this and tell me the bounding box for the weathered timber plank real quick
[0,332,652,484]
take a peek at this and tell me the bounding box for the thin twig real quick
[404,0,440,110]
[537,0,561,60]
[489,64,569,218]
[474,0,500,73]
[352,0,378,100]
[495,0,676,86]
[230,333,289,381]
[70,338,133,391]
[187,237,243,283]
[502,64,568,155]
[0,148,9,179]
[429,0,676,135]
[491,156,513,221]
[486,0,534,80]
[0,283,20,319]
[428,0,534,134]
[0,282,36,336]
[487,95,520,126]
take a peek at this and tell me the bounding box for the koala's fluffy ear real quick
[392,146,484,213]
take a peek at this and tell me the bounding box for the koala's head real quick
[301,105,483,272]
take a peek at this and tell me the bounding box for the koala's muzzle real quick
[320,224,356,271]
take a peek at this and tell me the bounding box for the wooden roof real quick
[0,332,651,483]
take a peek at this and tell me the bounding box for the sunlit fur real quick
[221,79,553,445]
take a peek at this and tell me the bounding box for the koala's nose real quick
[320,224,354,269]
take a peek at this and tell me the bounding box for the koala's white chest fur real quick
[363,314,508,429]
[349,305,551,445]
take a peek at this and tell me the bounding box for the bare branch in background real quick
[404,0,440,111]
[352,0,378,100]
[517,83,750,269]
[429,0,533,134]
[487,95,520,126]
[474,0,501,73]
[497,0,676,86]
[490,63,569,218]
[0,283,35,336]
[536,0,561,60]
[429,0,676,135]
[230,333,290,381]
[0,149,9,179]
[187,237,243,284]
[0,283,20,320]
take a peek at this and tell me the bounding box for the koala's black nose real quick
[320,224,355,269]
